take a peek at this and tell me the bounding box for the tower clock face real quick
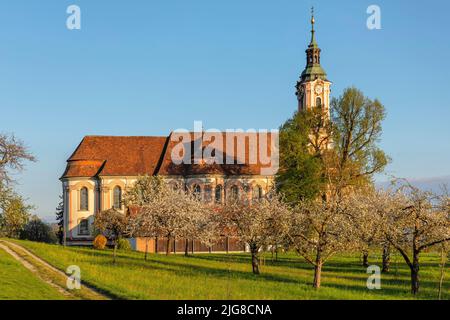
[315,85,323,94]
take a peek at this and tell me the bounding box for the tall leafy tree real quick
[330,87,389,192]
[277,87,389,202]
[276,108,329,203]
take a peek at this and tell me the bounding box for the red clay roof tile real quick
[62,133,276,179]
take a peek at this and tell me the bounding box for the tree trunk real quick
[275,247,278,261]
[184,239,189,257]
[362,250,369,268]
[144,238,149,261]
[313,251,323,288]
[166,236,171,256]
[438,245,446,300]
[410,255,420,295]
[382,244,391,273]
[313,263,322,288]
[250,244,260,275]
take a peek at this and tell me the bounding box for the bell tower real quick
[295,8,331,119]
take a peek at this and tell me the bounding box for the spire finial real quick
[309,6,317,47]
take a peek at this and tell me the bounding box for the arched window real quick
[215,185,223,203]
[253,185,263,201]
[230,185,239,201]
[193,184,202,200]
[316,97,322,108]
[79,218,89,235]
[113,186,122,209]
[80,187,88,211]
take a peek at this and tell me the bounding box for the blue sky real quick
[0,0,449,221]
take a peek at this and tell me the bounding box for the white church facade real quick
[60,12,331,251]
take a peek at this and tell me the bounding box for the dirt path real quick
[0,240,109,300]
[0,242,73,298]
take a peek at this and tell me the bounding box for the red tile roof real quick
[61,133,276,179]
[62,136,168,178]
[158,132,276,176]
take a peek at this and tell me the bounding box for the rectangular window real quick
[79,219,89,235]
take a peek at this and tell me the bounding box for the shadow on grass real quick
[321,280,444,300]
[20,242,446,300]
[148,253,446,298]
[91,255,306,288]
[81,252,431,300]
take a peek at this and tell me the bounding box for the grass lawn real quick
[7,239,449,300]
[0,245,67,300]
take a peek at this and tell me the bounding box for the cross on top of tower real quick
[309,6,318,48]
[295,7,332,113]
[297,7,327,82]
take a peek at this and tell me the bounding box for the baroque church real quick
[61,12,331,251]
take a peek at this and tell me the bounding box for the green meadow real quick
[0,245,66,300]
[2,239,448,300]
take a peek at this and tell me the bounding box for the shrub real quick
[20,216,57,243]
[117,238,131,251]
[93,234,107,250]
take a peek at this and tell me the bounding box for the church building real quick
[60,11,331,251]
